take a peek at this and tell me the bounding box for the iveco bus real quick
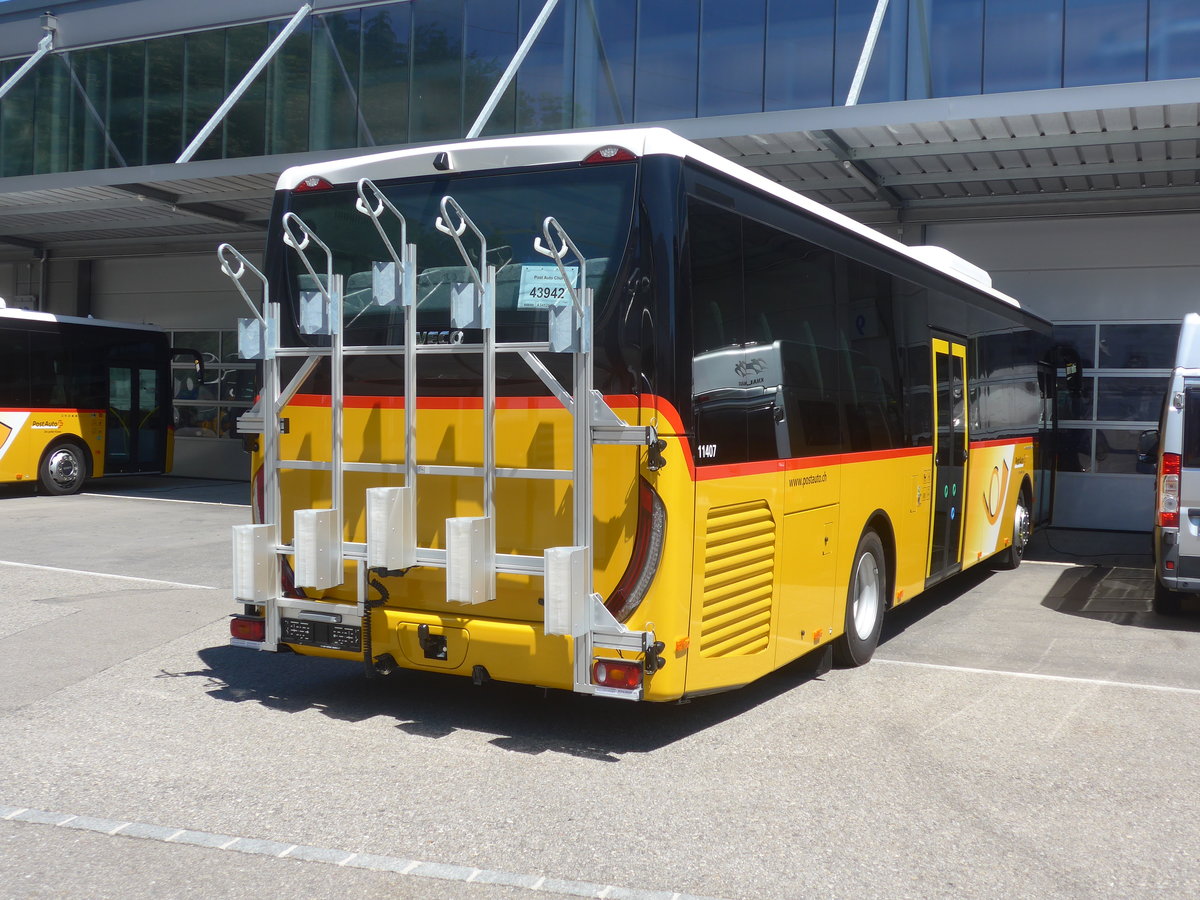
[222,127,1053,700]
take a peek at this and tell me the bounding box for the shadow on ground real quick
[1040,564,1200,629]
[172,642,832,761]
[168,526,1194,756]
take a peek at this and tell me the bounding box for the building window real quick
[1052,321,1177,475]
[6,0,1200,181]
[170,329,258,440]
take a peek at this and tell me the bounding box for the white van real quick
[1142,313,1200,614]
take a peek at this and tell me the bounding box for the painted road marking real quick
[0,803,723,900]
[80,492,247,508]
[875,657,1200,697]
[0,559,216,590]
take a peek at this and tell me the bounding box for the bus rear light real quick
[592,659,642,689]
[605,477,667,623]
[582,145,636,165]
[231,616,266,642]
[1160,452,1181,528]
[294,175,334,192]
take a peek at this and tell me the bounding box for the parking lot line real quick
[0,803,721,900]
[875,657,1200,696]
[80,492,248,508]
[0,559,216,591]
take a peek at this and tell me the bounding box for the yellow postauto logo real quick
[982,459,1010,525]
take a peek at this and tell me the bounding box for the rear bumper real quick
[1155,527,1200,590]
[267,605,680,701]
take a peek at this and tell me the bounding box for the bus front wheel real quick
[833,530,886,667]
[39,442,88,496]
[994,484,1032,570]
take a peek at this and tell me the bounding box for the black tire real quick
[833,530,886,667]
[994,484,1032,571]
[38,442,88,495]
[1153,578,1184,616]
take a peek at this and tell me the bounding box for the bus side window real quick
[744,218,841,459]
[688,197,750,465]
[0,330,29,406]
[688,199,742,355]
[840,259,903,452]
[28,331,68,406]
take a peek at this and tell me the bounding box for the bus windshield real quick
[278,162,638,346]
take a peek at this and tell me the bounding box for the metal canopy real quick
[4,78,1200,259]
[677,77,1200,226]
[0,170,276,259]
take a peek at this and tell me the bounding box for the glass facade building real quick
[4,0,1200,178]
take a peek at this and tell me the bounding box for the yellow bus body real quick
[266,392,1035,701]
[0,409,107,484]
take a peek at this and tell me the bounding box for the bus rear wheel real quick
[39,442,88,495]
[833,530,886,667]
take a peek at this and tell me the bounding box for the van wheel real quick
[39,443,88,495]
[1153,578,1184,616]
[995,486,1032,570]
[833,530,886,667]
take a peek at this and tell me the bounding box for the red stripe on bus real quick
[969,436,1033,449]
[288,393,647,412]
[283,393,956,483]
[696,445,932,482]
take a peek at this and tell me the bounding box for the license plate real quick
[281,617,361,652]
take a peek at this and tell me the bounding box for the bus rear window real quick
[277,163,637,346]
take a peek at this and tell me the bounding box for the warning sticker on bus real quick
[517,265,577,310]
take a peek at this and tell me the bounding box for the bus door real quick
[105,365,165,473]
[928,338,968,580]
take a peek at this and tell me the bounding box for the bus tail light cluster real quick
[1159,452,1181,528]
[582,145,637,165]
[294,175,333,192]
[592,659,642,690]
[605,477,667,623]
[231,615,266,642]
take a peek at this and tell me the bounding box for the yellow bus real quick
[0,307,179,495]
[223,127,1053,701]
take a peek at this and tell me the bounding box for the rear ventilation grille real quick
[699,500,776,658]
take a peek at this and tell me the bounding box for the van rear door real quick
[1175,384,1200,568]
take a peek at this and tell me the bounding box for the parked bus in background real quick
[0,307,182,495]
[224,127,1054,701]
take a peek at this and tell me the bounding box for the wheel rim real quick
[47,448,81,490]
[851,550,881,641]
[1013,497,1031,560]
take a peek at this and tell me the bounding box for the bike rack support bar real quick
[219,239,283,649]
[434,196,497,602]
[279,212,345,567]
[355,178,419,507]
[217,243,269,326]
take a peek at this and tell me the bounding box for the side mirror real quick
[1137,429,1160,466]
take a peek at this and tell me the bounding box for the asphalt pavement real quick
[1,477,1198,900]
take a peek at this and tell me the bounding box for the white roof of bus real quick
[0,307,163,332]
[280,127,1027,312]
